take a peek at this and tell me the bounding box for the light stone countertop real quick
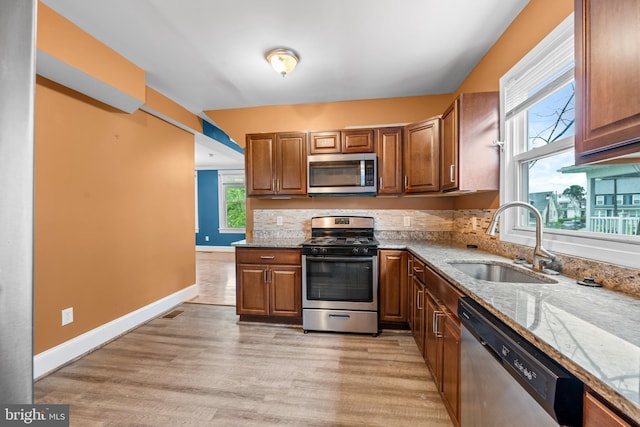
[234,238,640,423]
[380,240,640,425]
[231,238,303,248]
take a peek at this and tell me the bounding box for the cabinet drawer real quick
[412,257,426,283]
[436,277,464,319]
[424,265,463,319]
[236,248,301,265]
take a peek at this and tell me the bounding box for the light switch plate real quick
[403,216,411,227]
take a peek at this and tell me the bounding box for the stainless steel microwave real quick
[307,153,377,195]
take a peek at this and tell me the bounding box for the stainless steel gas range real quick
[301,216,379,335]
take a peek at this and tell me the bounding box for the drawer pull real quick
[260,256,275,259]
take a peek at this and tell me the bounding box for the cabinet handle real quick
[450,164,456,183]
[434,311,444,337]
[404,176,408,188]
[408,259,414,277]
[379,177,383,189]
[263,270,268,283]
[417,290,423,310]
[276,179,280,192]
[260,256,275,259]
[272,179,276,191]
[413,266,424,274]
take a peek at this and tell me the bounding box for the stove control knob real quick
[321,247,328,254]
[311,247,319,255]
[361,247,369,254]
[352,247,361,255]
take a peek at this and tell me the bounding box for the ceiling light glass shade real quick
[265,48,299,77]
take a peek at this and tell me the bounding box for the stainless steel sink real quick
[449,261,557,284]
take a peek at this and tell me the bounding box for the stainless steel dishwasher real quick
[458,297,583,427]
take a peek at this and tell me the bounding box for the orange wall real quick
[206,94,453,149]
[37,2,145,103]
[456,0,574,95]
[34,77,195,353]
[145,87,202,132]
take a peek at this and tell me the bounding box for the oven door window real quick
[305,257,373,302]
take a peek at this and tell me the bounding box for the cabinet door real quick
[441,93,499,192]
[376,127,403,194]
[412,278,426,354]
[245,134,276,196]
[404,117,440,193]
[276,132,307,195]
[425,291,442,383]
[442,315,461,426]
[583,391,632,427]
[379,250,408,323]
[236,264,269,315]
[575,0,640,164]
[269,265,301,317]
[441,100,458,191]
[407,255,415,331]
[309,131,341,154]
[342,129,375,153]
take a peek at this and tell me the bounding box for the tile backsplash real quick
[252,208,639,297]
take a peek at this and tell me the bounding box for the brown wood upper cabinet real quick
[376,127,403,194]
[575,0,640,164]
[404,117,441,193]
[309,129,375,154]
[441,92,499,192]
[245,132,307,196]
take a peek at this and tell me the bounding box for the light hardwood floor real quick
[189,251,236,306]
[35,303,453,426]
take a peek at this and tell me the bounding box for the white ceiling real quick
[40,0,530,167]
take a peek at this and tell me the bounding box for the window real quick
[634,195,640,206]
[500,14,639,269]
[218,170,246,233]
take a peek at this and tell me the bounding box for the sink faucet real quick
[486,201,555,272]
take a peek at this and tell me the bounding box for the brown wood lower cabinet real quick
[378,249,408,324]
[236,248,301,320]
[583,390,635,427]
[407,252,463,427]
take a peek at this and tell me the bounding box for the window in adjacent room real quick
[499,14,639,268]
[218,170,246,233]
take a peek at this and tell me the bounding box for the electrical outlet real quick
[471,216,477,231]
[277,216,283,226]
[61,307,73,326]
[403,216,411,227]
[204,235,209,241]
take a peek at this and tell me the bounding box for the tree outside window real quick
[218,170,246,233]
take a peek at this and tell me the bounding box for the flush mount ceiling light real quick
[265,48,299,77]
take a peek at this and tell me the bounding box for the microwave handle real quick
[360,160,365,186]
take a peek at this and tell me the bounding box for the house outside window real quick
[218,170,246,233]
[499,14,639,269]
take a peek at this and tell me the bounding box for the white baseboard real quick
[196,245,235,253]
[33,284,198,379]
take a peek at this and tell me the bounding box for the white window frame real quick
[218,169,246,234]
[633,194,640,206]
[499,14,639,269]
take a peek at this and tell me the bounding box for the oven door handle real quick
[305,256,374,262]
